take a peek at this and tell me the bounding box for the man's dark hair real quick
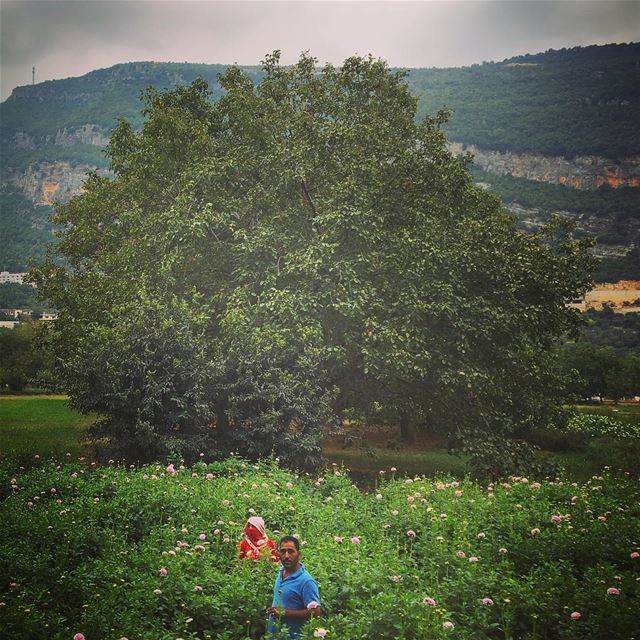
[279,535,300,551]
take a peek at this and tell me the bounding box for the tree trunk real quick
[216,397,229,438]
[399,412,416,444]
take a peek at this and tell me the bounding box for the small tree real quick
[35,52,593,475]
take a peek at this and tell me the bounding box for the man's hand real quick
[266,605,286,617]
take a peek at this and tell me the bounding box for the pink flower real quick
[50,488,57,495]
[351,536,361,545]
[391,575,402,582]
[390,467,397,472]
[423,596,436,607]
[153,589,162,595]
[454,490,463,497]
[334,536,343,543]
[199,533,206,541]
[456,550,466,558]
[598,516,606,523]
[551,515,562,523]
[406,530,416,537]
[499,547,508,554]
[206,473,214,480]
[391,510,399,516]
[607,587,620,596]
[482,597,494,606]
[443,621,454,630]
[73,634,85,640]
[531,528,540,536]
[194,585,203,593]
[531,482,541,489]
[571,611,581,620]
[194,545,205,552]
[469,556,479,563]
[307,600,320,610]
[313,629,328,638]
[159,567,168,577]
[166,464,175,474]
[631,552,639,559]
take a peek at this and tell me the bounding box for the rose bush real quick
[1,455,638,639]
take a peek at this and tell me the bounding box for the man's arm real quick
[266,605,321,620]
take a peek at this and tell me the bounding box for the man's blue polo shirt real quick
[267,562,321,639]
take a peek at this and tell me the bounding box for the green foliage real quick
[0,187,57,271]
[469,170,640,280]
[35,53,593,476]
[595,249,640,283]
[471,169,640,235]
[1,458,639,639]
[579,311,640,355]
[0,323,49,392]
[564,412,640,439]
[0,283,42,313]
[559,342,640,400]
[2,44,637,160]
[410,43,640,158]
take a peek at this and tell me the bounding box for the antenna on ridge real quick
[32,66,35,85]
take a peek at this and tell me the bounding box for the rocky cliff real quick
[3,123,112,205]
[6,136,639,207]
[450,142,640,191]
[6,160,111,205]
[10,124,110,151]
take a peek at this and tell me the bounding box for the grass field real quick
[0,395,95,458]
[1,396,638,481]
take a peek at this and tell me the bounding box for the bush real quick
[2,456,639,639]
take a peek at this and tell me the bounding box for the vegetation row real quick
[2,456,639,639]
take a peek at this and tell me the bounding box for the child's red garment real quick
[239,517,280,562]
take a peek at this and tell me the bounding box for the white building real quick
[0,271,36,287]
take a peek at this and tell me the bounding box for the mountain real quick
[1,44,639,279]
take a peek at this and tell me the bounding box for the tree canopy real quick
[35,52,593,476]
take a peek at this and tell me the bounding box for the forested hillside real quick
[1,44,638,277]
[410,43,640,158]
[0,187,55,270]
[2,44,638,164]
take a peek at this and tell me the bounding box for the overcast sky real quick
[1,0,639,101]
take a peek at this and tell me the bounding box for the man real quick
[266,535,321,639]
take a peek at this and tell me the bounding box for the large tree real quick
[35,52,593,475]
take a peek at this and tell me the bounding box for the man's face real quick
[279,541,300,570]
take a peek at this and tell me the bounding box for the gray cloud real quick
[2,1,639,100]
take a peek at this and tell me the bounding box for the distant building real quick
[0,308,33,318]
[40,313,58,321]
[567,280,640,314]
[0,271,36,287]
[0,320,19,329]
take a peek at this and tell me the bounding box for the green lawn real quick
[1,395,637,480]
[573,403,640,416]
[0,395,94,457]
